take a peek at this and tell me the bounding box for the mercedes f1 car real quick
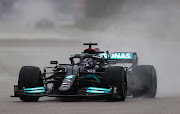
[11,42,157,102]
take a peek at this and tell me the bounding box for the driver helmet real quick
[82,58,94,68]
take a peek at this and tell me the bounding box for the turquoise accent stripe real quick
[86,87,112,93]
[24,87,45,93]
[24,90,45,93]
[66,75,74,79]
[88,87,111,91]
[84,75,100,82]
[24,87,45,91]
[86,90,110,93]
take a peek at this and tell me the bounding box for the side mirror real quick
[50,61,58,65]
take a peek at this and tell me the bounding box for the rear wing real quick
[99,52,138,66]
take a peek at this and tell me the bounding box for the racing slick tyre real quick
[131,65,157,98]
[104,66,127,101]
[18,66,43,102]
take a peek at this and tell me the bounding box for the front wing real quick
[11,85,112,98]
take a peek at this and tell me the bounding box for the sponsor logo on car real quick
[99,53,133,59]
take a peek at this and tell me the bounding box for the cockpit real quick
[69,53,106,72]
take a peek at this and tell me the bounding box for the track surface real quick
[0,40,180,114]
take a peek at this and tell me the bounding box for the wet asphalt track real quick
[0,40,180,114]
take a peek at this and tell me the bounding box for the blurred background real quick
[0,0,179,41]
[0,0,120,32]
[0,0,180,97]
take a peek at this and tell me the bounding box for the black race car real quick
[11,43,157,102]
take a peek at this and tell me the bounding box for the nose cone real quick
[58,85,70,91]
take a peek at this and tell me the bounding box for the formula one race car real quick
[11,43,157,102]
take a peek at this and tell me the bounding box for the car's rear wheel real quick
[18,66,43,102]
[104,66,127,101]
[131,65,157,98]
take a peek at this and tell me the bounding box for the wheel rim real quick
[152,68,157,95]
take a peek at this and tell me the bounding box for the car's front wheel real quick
[18,66,43,102]
[104,66,127,101]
